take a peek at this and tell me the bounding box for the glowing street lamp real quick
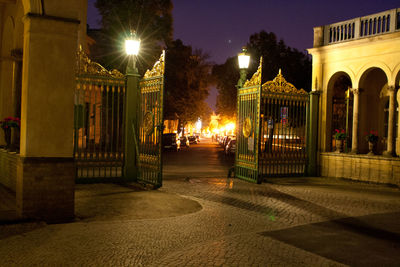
[124,30,141,180]
[237,47,250,88]
[125,31,141,75]
[238,47,250,69]
[125,31,141,56]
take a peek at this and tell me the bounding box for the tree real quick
[164,40,212,132]
[212,30,311,118]
[212,57,239,119]
[247,31,311,90]
[95,0,173,74]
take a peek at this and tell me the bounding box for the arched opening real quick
[0,0,25,214]
[358,68,388,154]
[326,72,352,152]
[0,2,24,146]
[0,17,16,126]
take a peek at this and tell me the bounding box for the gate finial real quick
[243,57,263,87]
[262,70,307,95]
[144,50,165,78]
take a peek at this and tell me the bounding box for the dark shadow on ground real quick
[74,183,202,222]
[0,221,47,240]
[261,212,400,266]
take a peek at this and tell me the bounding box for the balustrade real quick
[321,8,399,46]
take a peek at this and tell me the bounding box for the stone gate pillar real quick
[17,13,79,222]
[307,90,320,176]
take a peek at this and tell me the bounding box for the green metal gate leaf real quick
[235,58,263,184]
[137,51,165,188]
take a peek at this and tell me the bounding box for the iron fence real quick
[74,49,126,181]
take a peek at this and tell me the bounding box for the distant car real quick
[188,135,198,144]
[162,133,180,151]
[222,135,235,150]
[179,135,190,147]
[219,136,226,146]
[225,138,236,155]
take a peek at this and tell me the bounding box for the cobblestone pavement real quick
[1,177,400,266]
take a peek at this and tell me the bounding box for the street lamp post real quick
[124,31,141,180]
[236,47,250,88]
[230,47,251,178]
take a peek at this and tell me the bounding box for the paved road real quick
[163,137,234,179]
[1,138,400,266]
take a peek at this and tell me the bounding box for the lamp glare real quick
[125,39,140,56]
[238,53,250,69]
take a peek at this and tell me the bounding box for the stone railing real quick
[313,8,400,47]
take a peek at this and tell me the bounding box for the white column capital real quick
[387,85,396,93]
[350,88,361,95]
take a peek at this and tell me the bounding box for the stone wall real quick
[320,152,400,186]
[0,149,18,192]
[16,157,75,222]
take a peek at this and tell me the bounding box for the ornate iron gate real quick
[259,70,309,177]
[235,65,310,183]
[235,58,263,183]
[74,48,126,181]
[137,51,165,188]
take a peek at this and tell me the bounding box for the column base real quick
[382,150,394,157]
[349,149,358,154]
[16,157,75,223]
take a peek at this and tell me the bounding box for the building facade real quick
[0,0,87,222]
[308,8,400,186]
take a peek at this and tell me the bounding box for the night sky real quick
[87,0,399,110]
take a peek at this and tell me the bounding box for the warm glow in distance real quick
[225,122,235,132]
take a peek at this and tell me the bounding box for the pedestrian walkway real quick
[0,177,399,266]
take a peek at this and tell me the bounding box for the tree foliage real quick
[95,0,173,73]
[212,57,239,120]
[247,31,311,90]
[165,40,212,130]
[212,30,311,118]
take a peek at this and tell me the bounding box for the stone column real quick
[383,86,396,157]
[350,88,360,153]
[17,14,79,222]
[397,89,400,156]
[306,91,320,176]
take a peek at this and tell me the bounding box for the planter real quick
[335,139,344,153]
[367,141,376,155]
[2,127,19,152]
[3,128,11,148]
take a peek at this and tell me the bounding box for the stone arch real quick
[325,66,355,89]
[325,71,353,152]
[393,63,400,87]
[356,62,392,87]
[358,67,389,154]
[21,0,43,15]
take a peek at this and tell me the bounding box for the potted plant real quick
[0,117,20,151]
[334,129,346,153]
[365,130,378,155]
